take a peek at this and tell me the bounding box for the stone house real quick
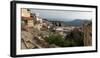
[21,8,35,31]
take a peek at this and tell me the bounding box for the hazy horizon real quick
[29,8,92,21]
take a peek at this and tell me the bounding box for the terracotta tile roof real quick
[21,16,33,20]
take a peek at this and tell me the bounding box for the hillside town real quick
[21,8,92,49]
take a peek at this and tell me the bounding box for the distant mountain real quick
[62,19,91,26]
[68,19,85,26]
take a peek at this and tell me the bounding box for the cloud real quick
[30,8,92,21]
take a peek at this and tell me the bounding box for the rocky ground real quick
[21,27,59,49]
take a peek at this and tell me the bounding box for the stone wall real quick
[83,22,92,46]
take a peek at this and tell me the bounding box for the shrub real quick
[45,31,84,47]
[45,32,65,46]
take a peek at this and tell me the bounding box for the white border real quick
[16,3,96,55]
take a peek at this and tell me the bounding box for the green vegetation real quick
[45,31,84,47]
[45,32,65,47]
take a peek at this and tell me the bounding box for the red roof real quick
[21,16,33,20]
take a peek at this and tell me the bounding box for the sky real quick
[29,8,92,21]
